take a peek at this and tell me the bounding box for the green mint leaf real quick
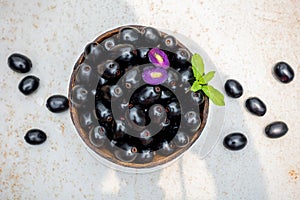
[197,76,206,84]
[190,81,202,92]
[192,65,201,80]
[202,71,215,83]
[202,85,225,106]
[191,53,204,78]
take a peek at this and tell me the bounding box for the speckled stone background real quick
[0,0,299,199]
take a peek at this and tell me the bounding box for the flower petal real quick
[148,48,170,69]
[142,67,168,85]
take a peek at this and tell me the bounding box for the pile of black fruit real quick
[69,25,209,166]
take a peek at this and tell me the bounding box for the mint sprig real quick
[190,54,225,106]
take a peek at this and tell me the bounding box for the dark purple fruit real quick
[273,62,294,83]
[120,27,140,43]
[129,106,146,126]
[95,101,112,122]
[149,104,166,124]
[265,121,288,138]
[70,85,89,105]
[223,133,247,151]
[166,70,179,90]
[8,53,32,73]
[142,27,161,46]
[191,92,204,105]
[89,126,106,147]
[176,48,190,62]
[166,101,181,117]
[103,37,116,51]
[46,95,69,113]
[75,63,95,84]
[110,44,135,63]
[115,120,126,132]
[161,118,171,127]
[245,97,267,116]
[132,86,161,105]
[97,60,121,79]
[135,150,154,163]
[160,89,173,102]
[110,85,123,98]
[183,111,201,132]
[123,68,141,90]
[157,140,175,156]
[224,79,243,98]
[173,132,189,148]
[136,47,150,64]
[83,42,103,58]
[137,47,150,59]
[18,75,40,95]
[180,68,194,84]
[80,112,95,129]
[24,129,47,145]
[114,144,137,162]
[162,35,177,50]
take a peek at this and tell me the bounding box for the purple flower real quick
[148,48,170,69]
[142,67,168,85]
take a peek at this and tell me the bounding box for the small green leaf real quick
[190,81,202,92]
[197,76,206,84]
[191,54,204,77]
[202,85,225,106]
[202,71,215,83]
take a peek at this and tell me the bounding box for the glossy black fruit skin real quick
[18,75,40,95]
[265,121,288,138]
[224,79,243,98]
[132,85,161,106]
[273,62,294,83]
[137,47,150,64]
[70,85,89,106]
[75,63,95,84]
[114,144,137,162]
[103,37,116,51]
[110,44,135,64]
[176,48,191,62]
[173,132,189,148]
[142,27,161,46]
[97,60,121,79]
[157,140,175,156]
[84,42,103,58]
[128,106,146,126]
[8,53,32,73]
[223,133,247,151]
[183,111,201,132]
[24,129,47,145]
[191,92,204,105]
[89,126,107,147]
[166,101,181,117]
[80,112,95,130]
[161,35,177,50]
[135,150,154,163]
[120,28,140,44]
[46,95,69,113]
[245,97,267,116]
[95,101,112,122]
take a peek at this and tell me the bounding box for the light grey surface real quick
[0,0,299,199]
